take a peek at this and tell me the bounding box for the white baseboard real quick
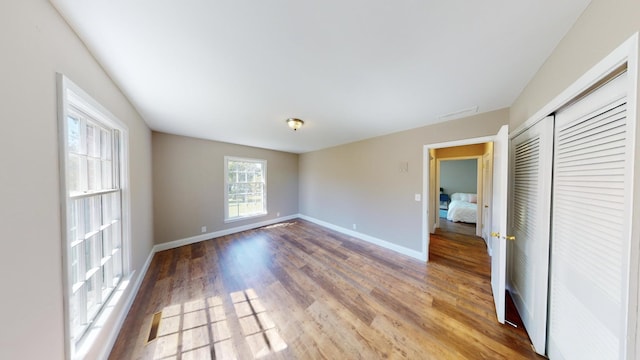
[153,214,299,252]
[298,214,427,261]
[153,214,426,262]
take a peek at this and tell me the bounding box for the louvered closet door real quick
[548,71,631,360]
[509,116,553,355]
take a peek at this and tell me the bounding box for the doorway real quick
[431,144,492,242]
[422,137,494,255]
[422,125,510,324]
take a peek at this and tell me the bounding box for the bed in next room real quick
[447,193,478,223]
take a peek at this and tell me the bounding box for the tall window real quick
[225,157,267,221]
[58,75,128,354]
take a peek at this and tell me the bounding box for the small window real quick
[225,157,267,221]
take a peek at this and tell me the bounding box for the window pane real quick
[86,275,99,320]
[228,203,239,218]
[70,287,83,339]
[76,198,86,239]
[71,243,82,286]
[226,159,266,219]
[85,233,101,271]
[102,226,113,257]
[101,262,114,301]
[102,194,112,225]
[87,157,101,191]
[112,248,122,285]
[69,199,79,244]
[111,192,121,222]
[112,219,122,250]
[102,160,113,189]
[85,234,94,271]
[67,154,82,194]
[84,197,102,234]
[86,123,100,158]
[93,197,102,232]
[67,116,81,154]
[100,129,111,160]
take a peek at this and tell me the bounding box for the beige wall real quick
[152,132,299,244]
[510,0,640,355]
[299,109,508,252]
[0,1,154,359]
[511,0,640,128]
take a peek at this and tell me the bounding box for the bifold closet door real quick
[509,115,553,355]
[548,71,632,360]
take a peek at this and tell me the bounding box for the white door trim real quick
[422,135,495,263]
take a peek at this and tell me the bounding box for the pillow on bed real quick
[450,193,477,202]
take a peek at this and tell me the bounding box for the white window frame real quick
[224,156,268,222]
[57,74,131,359]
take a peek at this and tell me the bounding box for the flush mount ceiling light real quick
[286,118,304,131]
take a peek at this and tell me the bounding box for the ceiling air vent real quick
[438,105,479,120]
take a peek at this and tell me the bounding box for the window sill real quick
[224,212,268,224]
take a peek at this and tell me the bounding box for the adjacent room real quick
[4,1,640,360]
[433,143,488,238]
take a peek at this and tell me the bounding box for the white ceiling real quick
[51,0,591,153]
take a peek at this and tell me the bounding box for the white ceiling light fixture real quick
[286,118,304,131]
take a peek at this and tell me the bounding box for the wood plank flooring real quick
[109,219,541,359]
[438,219,477,236]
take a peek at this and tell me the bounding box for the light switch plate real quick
[415,194,421,201]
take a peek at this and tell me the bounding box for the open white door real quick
[490,125,509,324]
[509,116,553,355]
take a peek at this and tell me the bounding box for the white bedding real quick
[446,193,478,223]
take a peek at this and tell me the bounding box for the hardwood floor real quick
[109,219,541,359]
[438,218,477,236]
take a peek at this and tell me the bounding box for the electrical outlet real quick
[415,194,421,201]
[201,226,207,233]
[352,224,357,230]
[276,212,280,217]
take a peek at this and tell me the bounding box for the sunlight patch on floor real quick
[231,289,287,359]
[149,289,286,359]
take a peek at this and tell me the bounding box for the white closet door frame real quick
[508,115,554,355]
[549,71,630,360]
[512,32,638,359]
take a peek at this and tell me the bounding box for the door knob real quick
[490,232,516,241]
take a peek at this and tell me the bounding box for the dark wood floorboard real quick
[109,219,541,360]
